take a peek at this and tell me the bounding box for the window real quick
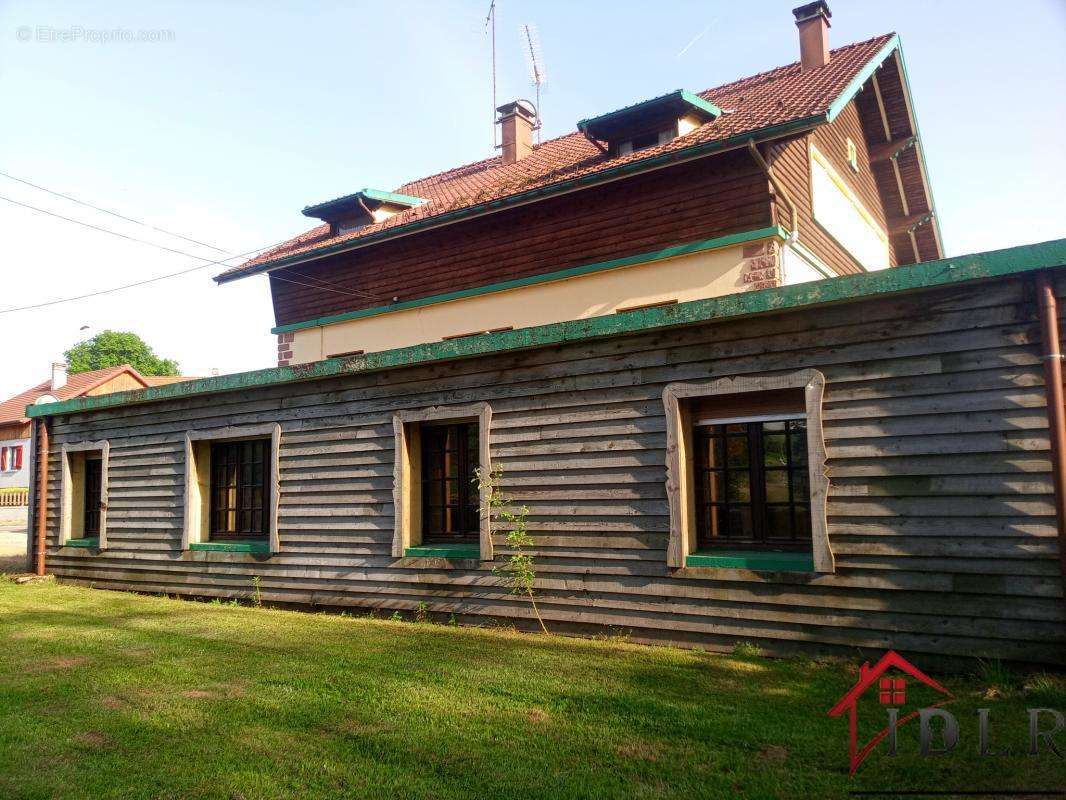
[209,439,269,540]
[183,424,281,554]
[693,418,810,552]
[846,137,859,172]
[82,457,103,537]
[392,403,492,561]
[663,371,832,573]
[12,446,22,471]
[0,447,6,471]
[615,126,676,157]
[59,441,109,548]
[420,423,480,545]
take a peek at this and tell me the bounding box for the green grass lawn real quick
[0,580,1062,800]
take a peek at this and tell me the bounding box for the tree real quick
[64,330,180,376]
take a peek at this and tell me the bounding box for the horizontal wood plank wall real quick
[42,273,1066,666]
[268,150,774,328]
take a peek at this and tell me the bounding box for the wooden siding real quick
[39,272,1066,666]
[769,97,902,276]
[268,150,773,328]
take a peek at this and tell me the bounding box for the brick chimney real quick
[51,361,67,391]
[496,100,536,165]
[793,1,831,70]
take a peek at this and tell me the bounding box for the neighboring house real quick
[0,363,153,490]
[216,3,940,366]
[23,4,1066,666]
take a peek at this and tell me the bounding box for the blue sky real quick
[1,0,1064,392]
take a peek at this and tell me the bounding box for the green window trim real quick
[404,543,481,559]
[190,541,271,554]
[65,537,99,548]
[684,550,814,572]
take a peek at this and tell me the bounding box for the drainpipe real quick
[747,139,798,236]
[1035,271,1066,582]
[34,417,49,576]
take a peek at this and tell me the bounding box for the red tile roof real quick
[0,365,149,427]
[216,33,896,282]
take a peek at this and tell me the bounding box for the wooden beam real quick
[869,136,917,165]
[889,212,934,237]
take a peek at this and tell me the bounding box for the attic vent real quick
[577,90,721,156]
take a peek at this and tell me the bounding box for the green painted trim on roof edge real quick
[270,226,788,335]
[215,115,824,283]
[359,188,427,207]
[31,238,1066,420]
[190,541,270,554]
[685,550,814,571]
[65,537,99,548]
[404,544,480,559]
[891,39,946,258]
[827,35,900,122]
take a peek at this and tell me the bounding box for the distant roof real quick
[217,33,903,282]
[0,365,148,427]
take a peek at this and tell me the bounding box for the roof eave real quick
[41,237,1066,420]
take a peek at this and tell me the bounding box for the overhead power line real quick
[0,169,232,254]
[0,191,380,314]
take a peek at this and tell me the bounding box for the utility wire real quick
[0,169,232,254]
[0,194,380,313]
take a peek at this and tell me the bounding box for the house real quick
[216,2,940,366]
[0,363,157,492]
[23,5,1066,667]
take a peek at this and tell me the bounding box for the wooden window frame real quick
[59,440,110,548]
[663,370,832,572]
[392,403,492,561]
[183,424,281,554]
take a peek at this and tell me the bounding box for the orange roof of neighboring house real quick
[217,33,897,282]
[0,365,159,427]
[141,375,201,387]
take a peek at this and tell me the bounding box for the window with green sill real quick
[686,395,814,571]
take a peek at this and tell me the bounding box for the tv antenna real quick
[485,0,497,149]
[521,23,545,143]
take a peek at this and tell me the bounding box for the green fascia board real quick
[302,188,427,219]
[30,237,1066,420]
[577,89,722,136]
[360,188,427,207]
[826,34,900,122]
[271,226,788,334]
[404,544,480,559]
[686,550,814,571]
[215,115,823,283]
[65,538,99,548]
[190,541,271,553]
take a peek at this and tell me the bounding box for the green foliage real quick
[732,641,763,658]
[476,466,548,635]
[415,601,429,624]
[251,576,263,609]
[64,330,179,376]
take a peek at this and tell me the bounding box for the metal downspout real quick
[747,138,798,235]
[1035,271,1066,583]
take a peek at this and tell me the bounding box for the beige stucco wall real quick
[289,238,782,365]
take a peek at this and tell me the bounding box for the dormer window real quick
[578,89,721,157]
[616,127,677,157]
[301,188,427,237]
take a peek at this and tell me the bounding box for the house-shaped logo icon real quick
[827,650,954,775]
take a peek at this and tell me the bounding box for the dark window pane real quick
[765,505,793,540]
[421,422,480,544]
[727,471,750,503]
[765,469,789,503]
[763,433,787,467]
[726,506,754,540]
[789,421,808,464]
[82,457,102,537]
[794,505,812,540]
[726,435,749,467]
[209,439,269,540]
